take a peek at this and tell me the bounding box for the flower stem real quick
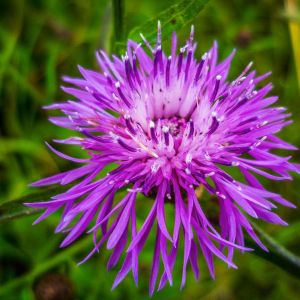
[112,0,125,54]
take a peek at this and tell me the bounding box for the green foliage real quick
[1,0,300,299]
[128,0,209,43]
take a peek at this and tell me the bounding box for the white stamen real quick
[217,115,224,122]
[205,171,215,177]
[112,93,119,100]
[186,153,193,164]
[216,191,226,199]
[109,131,118,141]
[180,45,187,53]
[202,52,208,60]
[127,187,142,193]
[162,125,169,133]
[151,162,160,173]
[185,168,191,175]
[204,152,211,161]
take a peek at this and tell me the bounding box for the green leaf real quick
[0,187,65,223]
[128,0,210,44]
[246,222,300,279]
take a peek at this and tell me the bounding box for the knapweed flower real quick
[27,23,299,295]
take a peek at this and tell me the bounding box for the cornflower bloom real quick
[27,23,299,295]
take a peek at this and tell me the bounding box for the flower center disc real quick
[159,117,187,138]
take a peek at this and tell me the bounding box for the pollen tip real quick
[139,33,146,44]
[216,75,222,80]
[162,125,169,133]
[115,81,121,88]
[186,153,193,163]
[202,52,208,60]
[149,120,155,128]
[185,168,191,175]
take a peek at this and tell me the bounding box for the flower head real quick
[27,24,299,295]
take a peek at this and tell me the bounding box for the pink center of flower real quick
[159,117,187,137]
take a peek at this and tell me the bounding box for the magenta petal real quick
[156,180,173,242]
[159,233,173,286]
[112,255,132,289]
[189,240,200,280]
[107,227,128,270]
[149,228,161,296]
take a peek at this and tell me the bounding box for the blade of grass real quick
[285,0,300,92]
[0,0,24,93]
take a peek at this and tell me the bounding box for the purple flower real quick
[26,23,299,295]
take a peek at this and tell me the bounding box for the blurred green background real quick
[1,0,300,299]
